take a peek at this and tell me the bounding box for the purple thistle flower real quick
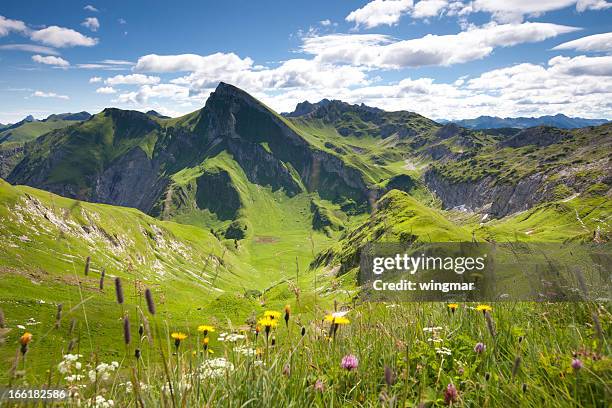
[571,358,583,371]
[341,354,359,371]
[444,383,458,405]
[474,342,486,354]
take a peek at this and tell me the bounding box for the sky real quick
[0,0,611,123]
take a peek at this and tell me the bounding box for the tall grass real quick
[3,297,610,407]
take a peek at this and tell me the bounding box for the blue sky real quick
[0,0,611,123]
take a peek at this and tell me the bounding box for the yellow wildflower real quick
[197,325,215,335]
[448,303,459,313]
[264,311,281,320]
[476,304,493,314]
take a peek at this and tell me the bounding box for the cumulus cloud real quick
[553,32,612,53]
[575,0,612,12]
[302,22,580,68]
[134,53,253,73]
[411,0,449,18]
[0,15,27,36]
[548,55,612,76]
[105,74,161,86]
[31,54,69,67]
[89,76,102,83]
[84,5,99,12]
[30,26,97,47]
[32,90,69,99]
[346,0,414,29]
[0,43,59,55]
[96,86,116,94]
[81,17,100,32]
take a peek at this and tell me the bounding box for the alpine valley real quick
[0,82,610,374]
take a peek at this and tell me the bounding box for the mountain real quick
[444,114,609,129]
[8,84,611,227]
[43,111,91,122]
[146,110,170,119]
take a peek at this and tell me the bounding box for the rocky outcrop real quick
[501,126,572,148]
[0,145,24,178]
[92,147,168,213]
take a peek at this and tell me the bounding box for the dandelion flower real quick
[197,325,215,335]
[341,354,358,371]
[171,332,187,349]
[475,304,492,314]
[448,303,459,313]
[264,310,281,320]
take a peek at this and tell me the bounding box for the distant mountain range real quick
[440,114,609,129]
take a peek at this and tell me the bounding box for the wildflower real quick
[89,395,114,408]
[444,383,458,405]
[114,277,124,305]
[88,361,119,382]
[474,342,486,354]
[171,332,187,349]
[218,332,246,342]
[234,346,256,356]
[512,356,522,378]
[435,347,452,356]
[475,304,492,314]
[571,358,583,371]
[19,332,32,354]
[264,310,281,320]
[123,316,131,345]
[198,358,234,379]
[314,379,325,392]
[341,354,358,371]
[202,337,209,352]
[144,288,155,315]
[58,354,83,374]
[448,303,459,313]
[284,305,290,327]
[197,325,215,336]
[99,268,105,290]
[384,365,395,386]
[258,317,278,338]
[325,314,350,338]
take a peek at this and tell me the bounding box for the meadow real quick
[1,276,610,407]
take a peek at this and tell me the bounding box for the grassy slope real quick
[0,120,78,146]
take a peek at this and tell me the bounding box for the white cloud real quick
[118,18,127,25]
[96,86,117,94]
[0,43,59,55]
[0,15,27,36]
[105,74,161,86]
[302,22,580,68]
[84,5,99,12]
[116,84,191,104]
[32,90,69,99]
[553,32,612,53]
[81,17,100,32]
[99,59,133,65]
[89,76,102,83]
[320,19,332,26]
[548,55,612,76]
[412,0,449,18]
[575,0,612,12]
[134,52,253,73]
[31,54,69,67]
[30,26,98,47]
[346,0,414,29]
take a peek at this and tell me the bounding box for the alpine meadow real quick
[0,1,611,407]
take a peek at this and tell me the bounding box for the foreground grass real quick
[2,297,610,407]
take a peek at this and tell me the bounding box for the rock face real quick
[0,145,24,178]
